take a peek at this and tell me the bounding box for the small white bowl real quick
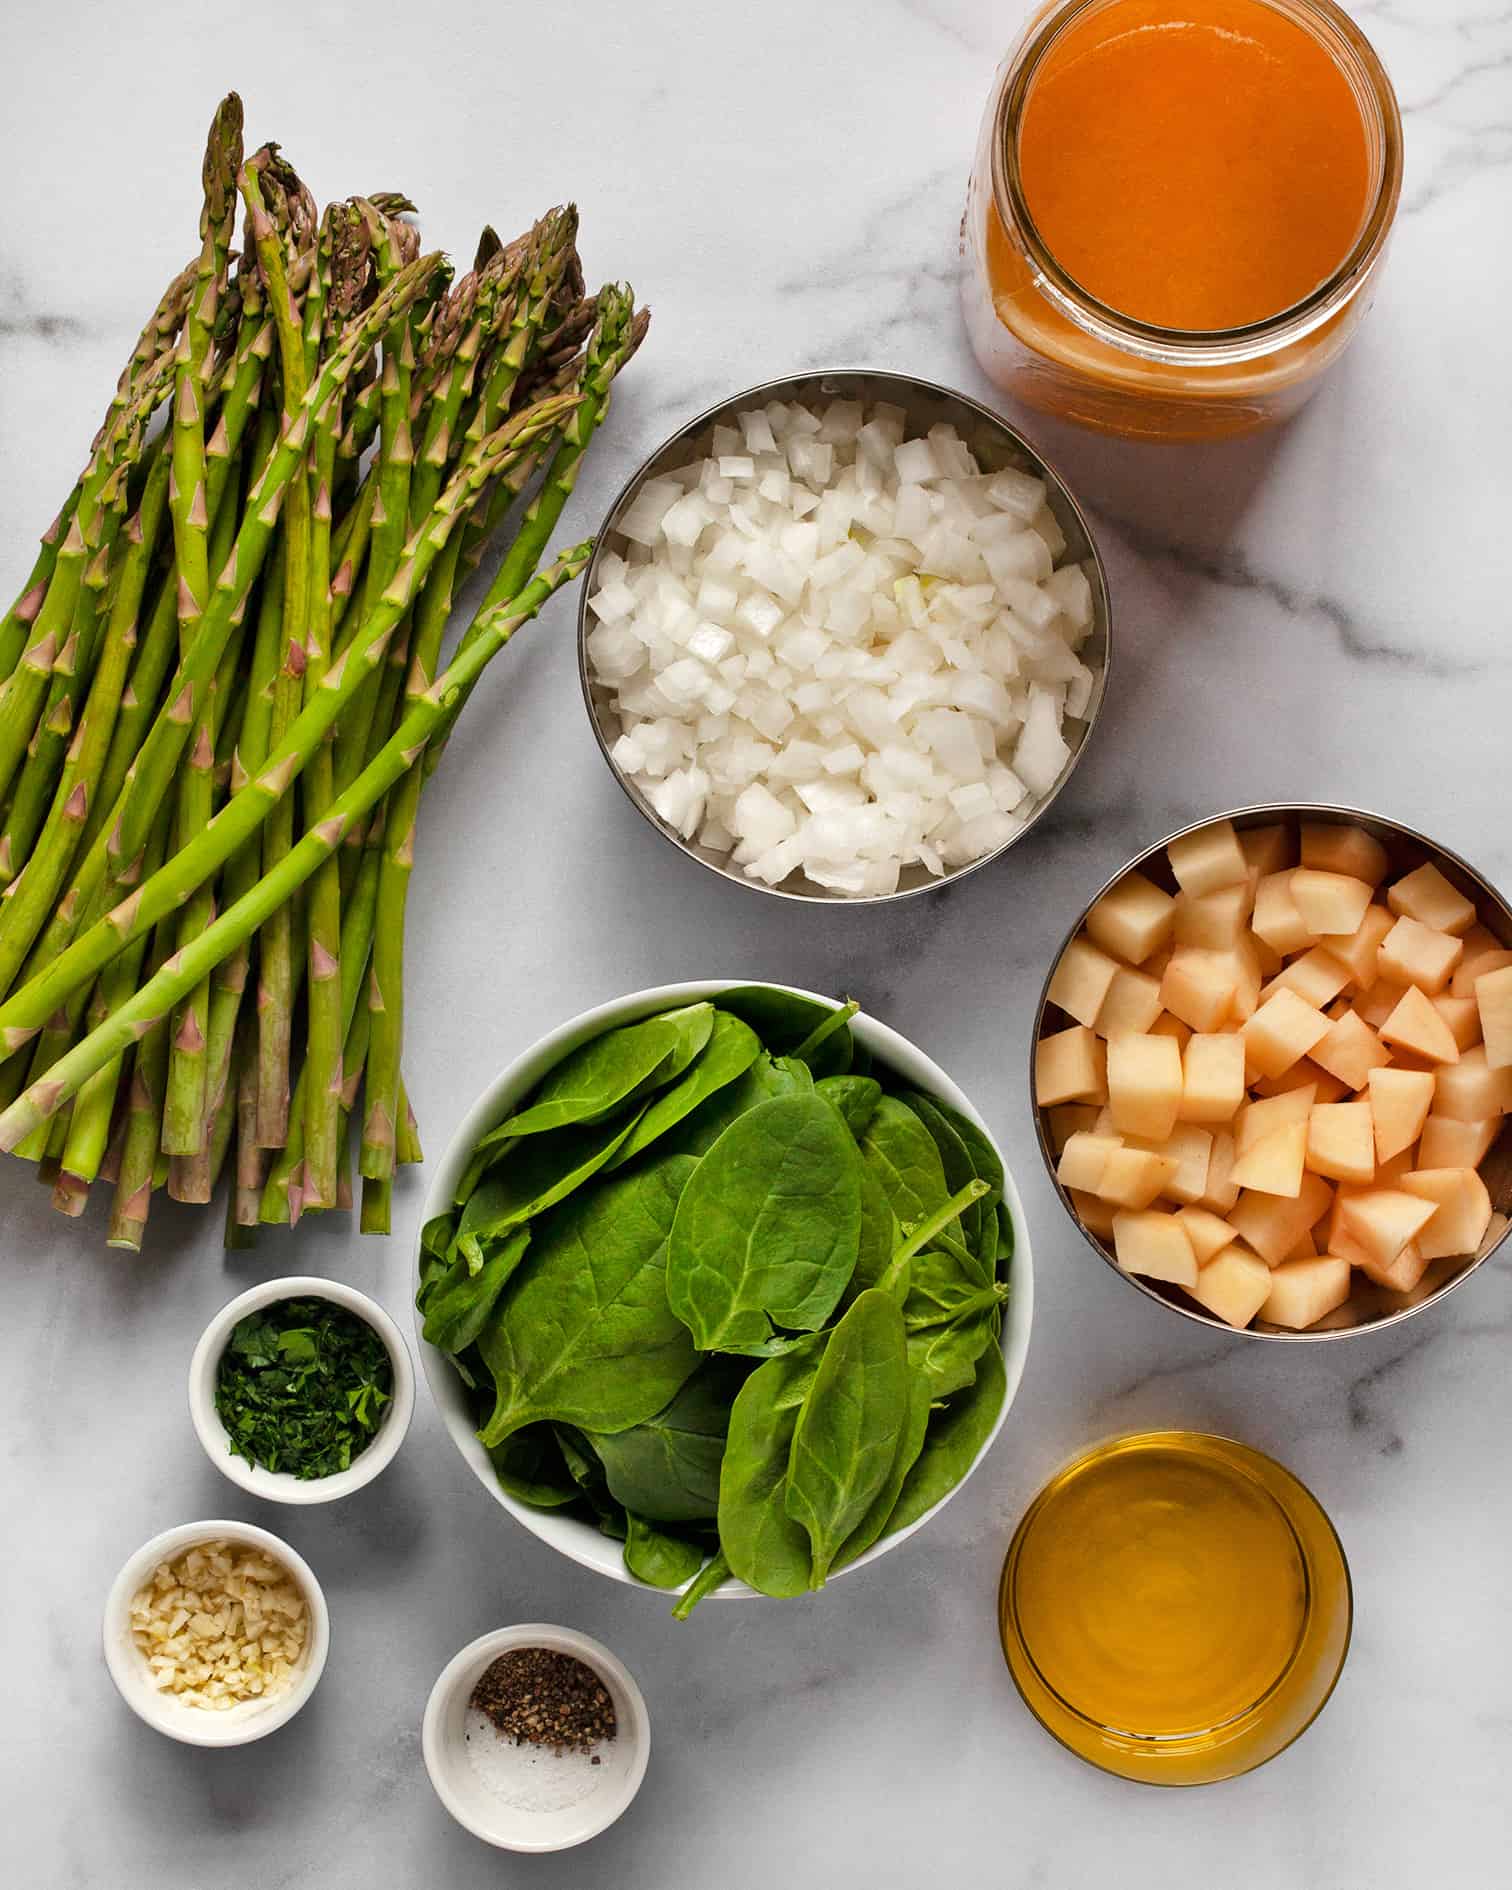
[189,1275,415,1504]
[422,1624,650,1852]
[102,1519,330,1747]
[418,979,1035,1599]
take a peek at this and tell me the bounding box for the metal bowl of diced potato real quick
[1031,803,1512,1341]
[577,368,1111,904]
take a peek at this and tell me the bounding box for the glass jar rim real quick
[990,0,1405,366]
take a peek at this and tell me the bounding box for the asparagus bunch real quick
[0,94,648,1247]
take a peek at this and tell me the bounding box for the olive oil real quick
[999,1432,1351,1785]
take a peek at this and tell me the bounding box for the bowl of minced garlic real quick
[103,1522,329,1746]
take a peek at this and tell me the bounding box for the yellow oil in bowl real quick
[999,1432,1351,1784]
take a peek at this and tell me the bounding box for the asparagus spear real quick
[0,394,575,1057]
[0,546,591,1150]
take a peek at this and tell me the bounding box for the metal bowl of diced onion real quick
[577,369,1112,903]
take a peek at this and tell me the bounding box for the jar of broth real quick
[962,0,1403,440]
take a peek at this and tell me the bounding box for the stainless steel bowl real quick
[578,369,1112,904]
[1031,802,1512,1341]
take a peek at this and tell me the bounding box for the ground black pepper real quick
[469,1647,618,1755]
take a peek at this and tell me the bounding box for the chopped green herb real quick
[216,1296,394,1479]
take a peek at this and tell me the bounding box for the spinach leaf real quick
[840,1164,898,1308]
[901,1092,986,1262]
[487,1426,580,1508]
[554,1425,630,1539]
[784,1288,910,1586]
[816,1074,883,1140]
[666,1095,862,1354]
[624,1514,706,1589]
[493,1008,698,1140]
[835,1374,933,1571]
[859,1094,952,1231]
[715,987,855,1077]
[995,1200,1016,1279]
[476,1154,699,1446]
[585,1361,742,1523]
[885,1338,1007,1538]
[454,1110,643,1248]
[605,1013,762,1171]
[717,1334,825,1598]
[422,1228,532,1354]
[907,1291,1001,1403]
[666,1052,812,1157]
[671,1549,732,1619]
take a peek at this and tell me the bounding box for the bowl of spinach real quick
[415,982,1033,1612]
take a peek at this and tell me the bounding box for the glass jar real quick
[961,0,1403,441]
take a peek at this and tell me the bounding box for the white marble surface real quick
[3,1,1511,1885]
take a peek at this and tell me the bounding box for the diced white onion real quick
[588,401,1098,895]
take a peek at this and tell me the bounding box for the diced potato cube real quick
[1056,1132,1121,1194]
[1150,1012,1193,1051]
[1097,1146,1180,1211]
[1191,1244,1274,1329]
[1160,950,1242,1033]
[1281,1224,1319,1262]
[1167,820,1248,898]
[1306,1101,1375,1185]
[1174,883,1253,950]
[1237,1086,1317,1155]
[1355,1239,1429,1294]
[1290,870,1374,938]
[1378,986,1460,1065]
[1431,995,1481,1053]
[1300,822,1389,885]
[1433,1046,1512,1120]
[1036,1026,1107,1106]
[1417,1114,1499,1168]
[1047,934,1121,1029]
[1239,823,1293,878]
[1310,1009,1391,1092]
[1094,965,1164,1038]
[1339,1189,1437,1269]
[1475,962,1512,1070]
[1179,1033,1246,1124]
[1198,1129,1241,1214]
[1106,1033,1184,1140]
[1111,1210,1198,1288]
[1129,1125,1212,1205]
[1086,872,1176,966]
[1243,988,1330,1080]
[1228,1171,1333,1265]
[1251,1062,1349,1104]
[1217,939,1263,1023]
[1252,871,1316,957]
[1451,947,1512,1000]
[1260,1256,1353,1329]
[1354,980,1407,1029]
[1231,1123,1307,1197]
[1319,904,1394,986]
[1366,1067,1435,1163]
[1176,1207,1241,1265]
[1068,1187,1116,1240]
[1046,1102,1100,1154]
[1398,1167,1493,1261]
[1260,947,1352,1012]
[1377,916,1463,996]
[1387,862,1477,938]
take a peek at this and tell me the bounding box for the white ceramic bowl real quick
[422,1624,650,1852]
[417,978,1034,1598]
[102,1519,330,1747]
[189,1275,415,1503]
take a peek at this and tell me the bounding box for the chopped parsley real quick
[216,1296,393,1479]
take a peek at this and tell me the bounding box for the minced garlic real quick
[129,1537,309,1711]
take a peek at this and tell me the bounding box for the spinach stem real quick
[892,1178,990,1269]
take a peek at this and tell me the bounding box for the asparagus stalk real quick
[0,395,575,1057]
[0,546,590,1150]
